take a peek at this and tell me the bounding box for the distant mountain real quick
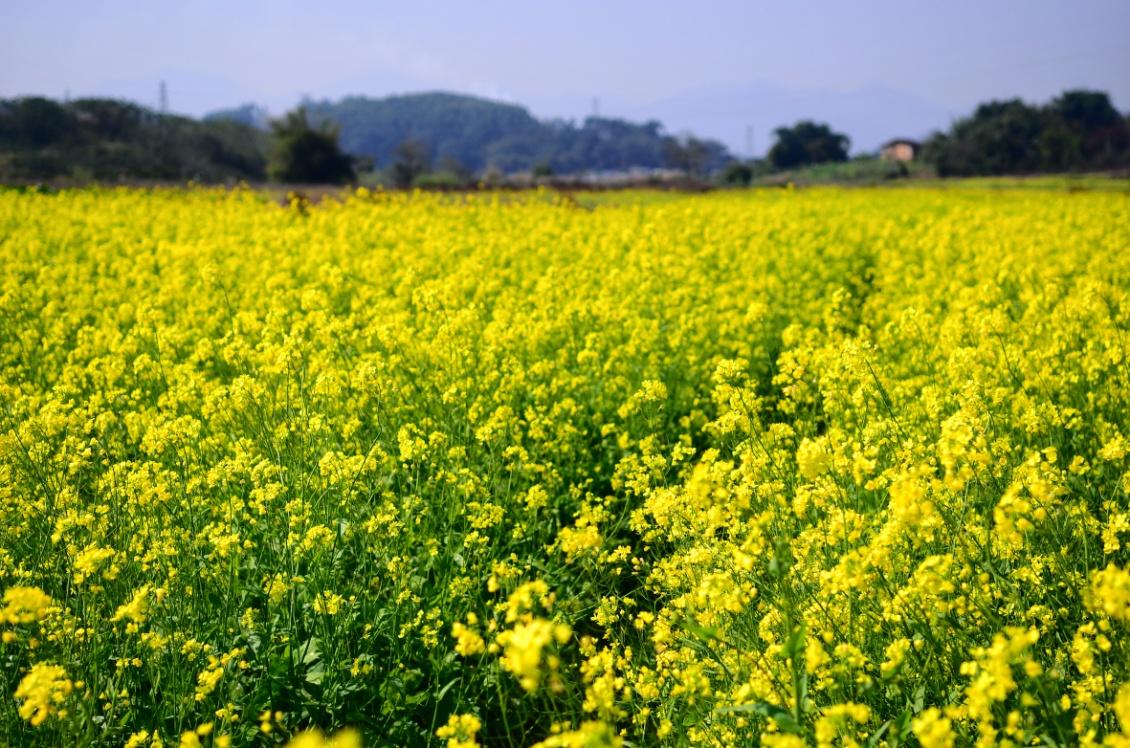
[629,81,956,156]
[306,92,545,172]
[209,92,732,174]
[204,103,270,131]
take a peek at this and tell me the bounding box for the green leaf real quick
[305,659,325,686]
[866,719,891,747]
[782,625,806,659]
[435,677,459,703]
[680,618,720,642]
[300,637,322,666]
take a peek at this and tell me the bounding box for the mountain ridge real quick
[208,91,732,174]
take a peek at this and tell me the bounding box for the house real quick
[880,138,920,162]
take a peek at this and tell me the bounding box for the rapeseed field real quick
[1,185,1129,747]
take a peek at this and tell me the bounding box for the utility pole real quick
[592,97,600,118]
[745,124,754,159]
[159,81,168,113]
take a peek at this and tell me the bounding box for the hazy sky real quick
[2,0,1128,150]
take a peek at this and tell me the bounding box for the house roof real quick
[881,138,921,149]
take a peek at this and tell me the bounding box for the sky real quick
[2,0,1128,154]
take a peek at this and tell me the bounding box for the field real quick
[1,184,1129,747]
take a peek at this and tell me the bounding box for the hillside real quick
[0,97,269,183]
[267,92,732,174]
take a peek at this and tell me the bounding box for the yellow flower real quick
[881,637,911,678]
[436,713,482,748]
[284,729,362,748]
[796,437,831,480]
[313,591,346,616]
[71,544,117,585]
[112,585,152,627]
[911,707,955,748]
[195,660,224,701]
[815,703,871,748]
[452,621,486,656]
[529,720,620,748]
[1087,564,1130,622]
[496,618,571,692]
[14,663,73,727]
[762,736,806,748]
[0,586,55,624]
[124,730,152,748]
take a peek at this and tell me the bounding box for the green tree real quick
[768,121,850,169]
[389,138,431,188]
[1053,90,1121,131]
[267,107,355,184]
[0,97,76,148]
[719,161,753,186]
[923,89,1130,176]
[922,99,1046,176]
[663,134,715,177]
[1051,90,1129,167]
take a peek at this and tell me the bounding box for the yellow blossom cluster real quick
[1,183,1128,745]
[436,713,482,748]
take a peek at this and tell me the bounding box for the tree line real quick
[2,89,1127,185]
